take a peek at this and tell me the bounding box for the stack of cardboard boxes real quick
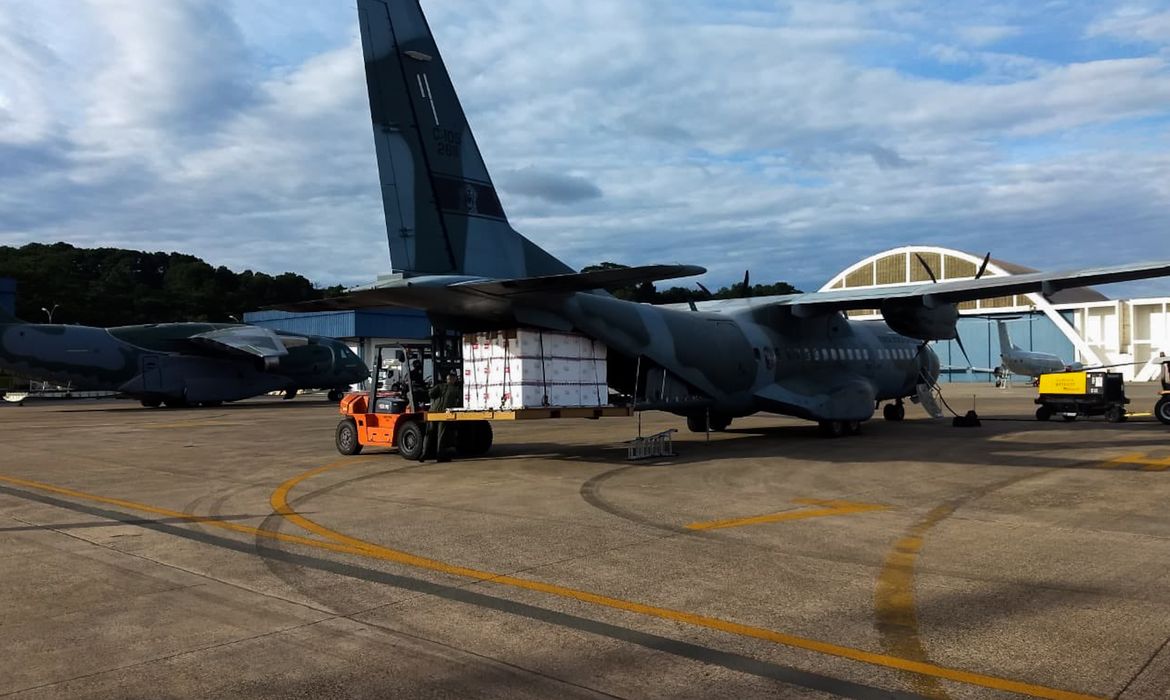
[462,329,608,410]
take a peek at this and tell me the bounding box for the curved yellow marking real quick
[269,464,1103,700]
[685,498,888,531]
[875,503,957,698]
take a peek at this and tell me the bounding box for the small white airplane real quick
[995,319,1082,378]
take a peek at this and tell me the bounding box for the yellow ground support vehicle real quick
[1035,370,1129,423]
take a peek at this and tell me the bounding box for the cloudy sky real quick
[2,1,1170,295]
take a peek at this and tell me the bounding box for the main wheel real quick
[709,414,732,431]
[1062,414,1077,422]
[685,414,706,433]
[843,420,862,436]
[396,420,426,461]
[1035,405,1052,421]
[818,420,845,438]
[883,403,905,421]
[162,398,188,409]
[140,398,162,408]
[1155,397,1170,426]
[327,389,344,402]
[335,419,363,455]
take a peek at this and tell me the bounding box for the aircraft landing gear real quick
[327,388,345,402]
[283,389,297,400]
[685,413,732,433]
[818,420,861,438]
[882,401,905,422]
[140,398,162,408]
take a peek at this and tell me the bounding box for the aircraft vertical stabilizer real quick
[996,320,1020,353]
[357,0,573,279]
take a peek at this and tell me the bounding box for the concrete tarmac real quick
[2,384,1169,699]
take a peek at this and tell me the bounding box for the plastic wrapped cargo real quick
[461,329,608,410]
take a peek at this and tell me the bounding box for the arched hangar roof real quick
[819,245,1107,366]
[819,245,1107,306]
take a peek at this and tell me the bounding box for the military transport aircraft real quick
[286,0,1170,436]
[0,308,367,407]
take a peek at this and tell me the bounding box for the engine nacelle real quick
[880,299,958,341]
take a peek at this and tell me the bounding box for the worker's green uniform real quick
[424,379,462,459]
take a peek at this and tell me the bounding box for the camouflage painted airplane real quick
[288,0,1170,436]
[0,308,368,407]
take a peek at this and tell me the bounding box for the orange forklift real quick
[334,343,492,459]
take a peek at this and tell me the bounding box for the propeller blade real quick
[687,299,698,312]
[954,334,974,371]
[696,282,711,296]
[741,269,751,298]
[914,253,938,284]
[975,252,991,279]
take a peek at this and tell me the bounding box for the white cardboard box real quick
[461,329,608,410]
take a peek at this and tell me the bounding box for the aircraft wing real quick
[274,264,705,317]
[717,259,1170,315]
[188,326,296,360]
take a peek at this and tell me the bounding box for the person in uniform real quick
[407,359,428,410]
[421,369,462,462]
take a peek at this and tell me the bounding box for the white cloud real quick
[1088,5,1170,45]
[0,0,1168,299]
[957,24,1021,46]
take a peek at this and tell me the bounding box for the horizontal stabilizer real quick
[272,264,706,318]
[452,264,706,296]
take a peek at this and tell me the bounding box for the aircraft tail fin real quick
[996,320,1019,352]
[357,0,573,279]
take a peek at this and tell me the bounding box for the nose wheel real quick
[882,401,905,422]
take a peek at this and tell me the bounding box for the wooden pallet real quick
[426,406,633,421]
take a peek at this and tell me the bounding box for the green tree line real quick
[0,242,343,326]
[581,262,800,303]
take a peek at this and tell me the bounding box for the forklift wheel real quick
[1155,397,1170,426]
[396,420,426,461]
[335,419,363,455]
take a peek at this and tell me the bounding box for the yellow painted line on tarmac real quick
[1104,453,1170,471]
[0,465,376,557]
[0,469,1104,700]
[270,465,1101,700]
[874,503,957,698]
[684,498,889,531]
